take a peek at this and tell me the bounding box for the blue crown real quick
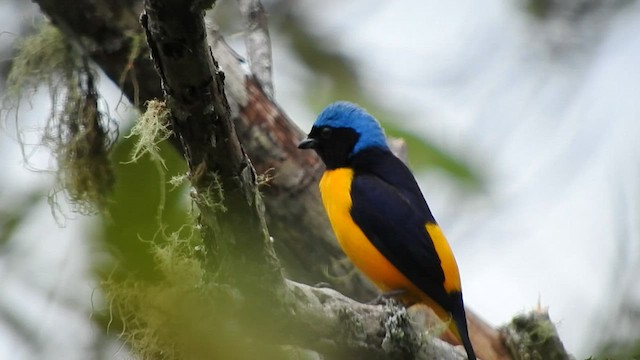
[314,102,388,154]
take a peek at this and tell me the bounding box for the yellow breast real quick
[319,168,416,294]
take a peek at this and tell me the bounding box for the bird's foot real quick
[367,289,406,305]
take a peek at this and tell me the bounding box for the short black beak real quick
[298,138,318,149]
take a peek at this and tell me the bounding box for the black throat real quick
[312,127,360,170]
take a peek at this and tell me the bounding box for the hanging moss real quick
[4,22,116,216]
[127,99,172,167]
[45,70,116,215]
[4,23,71,100]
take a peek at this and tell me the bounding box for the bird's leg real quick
[367,289,406,305]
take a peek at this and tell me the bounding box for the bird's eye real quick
[321,127,332,139]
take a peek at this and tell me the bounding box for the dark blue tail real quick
[450,292,476,360]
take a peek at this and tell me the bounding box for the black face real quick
[298,126,360,169]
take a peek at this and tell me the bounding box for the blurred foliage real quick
[103,231,289,360]
[91,126,191,350]
[97,129,190,281]
[595,340,640,360]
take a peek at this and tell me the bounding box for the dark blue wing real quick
[350,150,451,310]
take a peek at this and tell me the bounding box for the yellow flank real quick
[426,223,461,293]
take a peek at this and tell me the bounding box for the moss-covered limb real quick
[141,0,282,292]
[466,309,514,360]
[501,309,574,360]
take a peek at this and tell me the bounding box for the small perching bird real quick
[298,102,476,360]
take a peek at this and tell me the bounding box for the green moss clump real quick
[103,231,287,360]
[502,310,573,360]
[103,232,206,360]
[5,23,116,216]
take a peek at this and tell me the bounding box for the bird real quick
[298,101,476,360]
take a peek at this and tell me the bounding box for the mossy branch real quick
[140,0,283,291]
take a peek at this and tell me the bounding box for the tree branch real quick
[284,280,467,360]
[140,0,282,293]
